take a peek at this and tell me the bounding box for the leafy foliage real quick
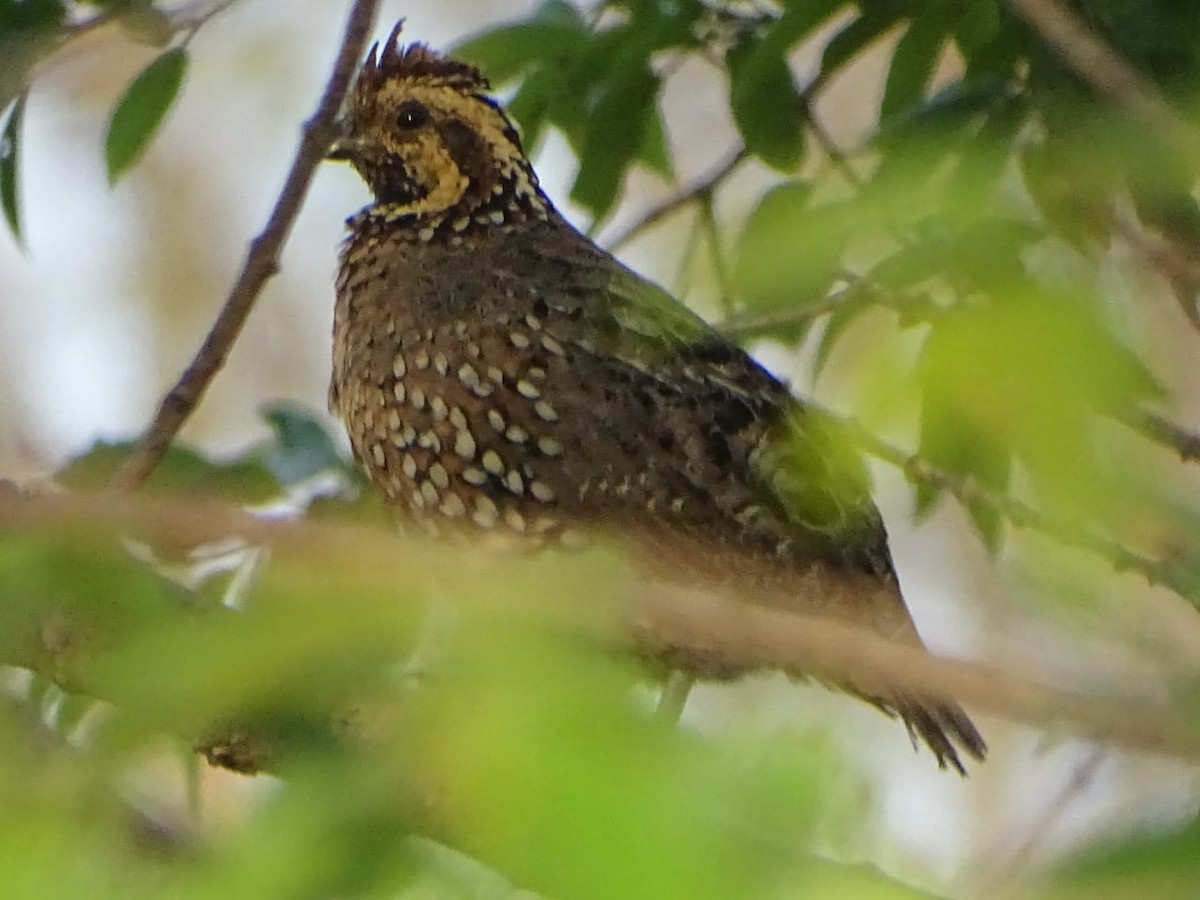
[5,1,1200,897]
[0,91,24,243]
[105,46,188,183]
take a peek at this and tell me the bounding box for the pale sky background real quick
[2,0,1198,894]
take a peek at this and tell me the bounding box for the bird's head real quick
[330,22,543,222]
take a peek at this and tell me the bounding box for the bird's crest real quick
[357,21,490,97]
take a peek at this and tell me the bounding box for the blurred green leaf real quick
[733,182,854,314]
[776,0,850,45]
[506,59,558,150]
[639,100,674,180]
[1042,813,1200,899]
[0,0,65,30]
[1,91,25,244]
[116,1,173,48]
[954,0,1003,59]
[914,377,1010,548]
[0,535,185,691]
[728,37,803,170]
[0,0,65,109]
[420,617,817,900]
[58,440,279,502]
[880,17,947,123]
[569,63,660,219]
[260,403,345,485]
[105,47,187,184]
[811,289,876,381]
[918,285,1159,532]
[946,94,1026,210]
[820,5,906,82]
[453,0,589,85]
[870,75,1007,208]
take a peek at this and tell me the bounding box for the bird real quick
[326,22,986,773]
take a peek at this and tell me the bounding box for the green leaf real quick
[116,2,173,48]
[819,7,907,82]
[880,17,947,123]
[569,64,660,220]
[1046,814,1200,899]
[1,92,26,245]
[733,182,853,315]
[506,61,559,151]
[638,102,673,180]
[260,404,346,485]
[454,0,589,85]
[811,291,873,381]
[867,75,1008,211]
[0,0,66,28]
[727,38,803,170]
[954,0,1002,59]
[947,94,1027,210]
[914,382,1010,548]
[104,47,187,184]
[775,0,851,46]
[57,439,279,502]
[917,286,1159,537]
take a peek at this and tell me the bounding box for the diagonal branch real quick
[816,404,1200,604]
[2,490,1198,763]
[1131,409,1200,464]
[603,147,748,252]
[1005,0,1200,163]
[110,0,382,491]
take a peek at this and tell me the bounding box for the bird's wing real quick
[596,259,895,573]
[516,235,986,772]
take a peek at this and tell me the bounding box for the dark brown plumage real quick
[328,23,986,772]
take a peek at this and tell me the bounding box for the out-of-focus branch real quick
[1124,408,1200,464]
[1,490,1197,765]
[718,288,858,339]
[604,147,748,252]
[1113,210,1200,331]
[973,748,1106,894]
[1005,0,1200,163]
[52,0,241,59]
[110,0,381,490]
[817,405,1200,604]
[634,586,1197,760]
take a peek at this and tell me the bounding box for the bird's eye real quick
[395,100,429,130]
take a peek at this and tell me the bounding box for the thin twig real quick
[801,101,867,190]
[165,0,244,31]
[970,748,1106,897]
[815,404,1200,603]
[1130,409,1200,463]
[698,193,735,316]
[1005,0,1200,162]
[58,0,241,47]
[604,147,748,252]
[1113,209,1200,329]
[110,0,382,490]
[718,280,877,339]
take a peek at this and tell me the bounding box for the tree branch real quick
[816,405,1200,604]
[1131,408,1200,464]
[1005,0,1200,163]
[109,0,382,491]
[1112,209,1200,330]
[2,490,1197,766]
[603,147,748,252]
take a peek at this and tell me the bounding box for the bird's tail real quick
[865,690,987,775]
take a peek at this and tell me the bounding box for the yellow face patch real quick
[348,77,531,218]
[393,130,469,216]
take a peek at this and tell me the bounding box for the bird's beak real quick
[326,120,360,162]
